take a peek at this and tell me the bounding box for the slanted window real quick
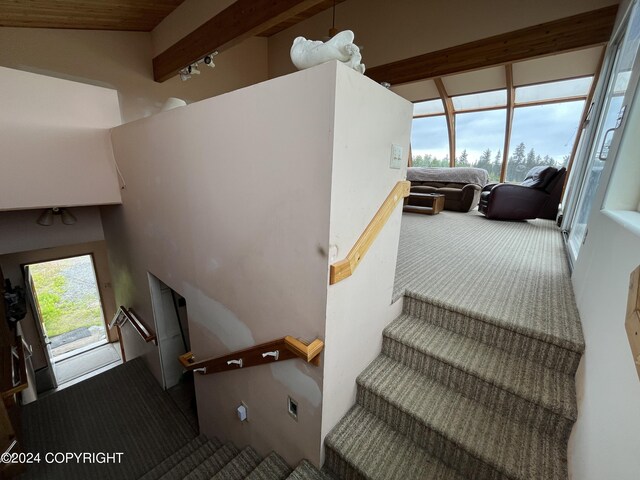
[411,115,449,167]
[455,109,506,181]
[506,101,585,182]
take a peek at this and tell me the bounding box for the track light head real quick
[179,67,191,81]
[203,51,218,68]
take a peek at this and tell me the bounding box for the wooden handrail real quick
[1,337,28,400]
[330,180,410,285]
[120,306,157,345]
[179,336,324,375]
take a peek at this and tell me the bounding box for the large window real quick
[505,100,585,182]
[411,115,449,167]
[455,109,506,181]
[410,75,592,184]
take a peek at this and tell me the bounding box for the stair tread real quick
[384,313,577,420]
[158,440,220,480]
[211,446,261,480]
[246,452,292,480]
[139,435,210,480]
[286,459,334,480]
[182,443,240,480]
[325,404,466,480]
[358,355,567,480]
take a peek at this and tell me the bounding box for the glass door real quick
[567,1,640,263]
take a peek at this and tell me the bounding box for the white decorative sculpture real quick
[290,30,365,74]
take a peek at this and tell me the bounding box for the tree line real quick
[412,142,567,182]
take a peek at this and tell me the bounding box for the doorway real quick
[25,254,119,388]
[148,273,197,430]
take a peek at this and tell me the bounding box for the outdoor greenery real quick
[30,259,103,338]
[412,142,568,182]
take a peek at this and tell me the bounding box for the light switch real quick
[390,144,403,169]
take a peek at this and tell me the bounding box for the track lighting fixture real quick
[203,51,218,68]
[177,52,219,80]
[36,207,77,226]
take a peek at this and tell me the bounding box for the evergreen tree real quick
[507,142,527,182]
[456,149,469,167]
[477,148,492,171]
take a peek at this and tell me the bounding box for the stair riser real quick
[403,295,581,375]
[324,447,368,480]
[382,337,574,441]
[356,388,515,480]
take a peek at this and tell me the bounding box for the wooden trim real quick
[413,112,447,120]
[514,72,597,89]
[179,336,324,375]
[153,0,327,82]
[366,6,618,86]
[329,181,410,285]
[121,307,157,345]
[514,95,588,108]
[500,64,515,182]
[434,78,456,167]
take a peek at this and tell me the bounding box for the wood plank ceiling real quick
[0,0,186,32]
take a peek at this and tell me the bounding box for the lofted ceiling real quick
[0,0,344,34]
[0,0,186,31]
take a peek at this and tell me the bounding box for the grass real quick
[30,257,104,338]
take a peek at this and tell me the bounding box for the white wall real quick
[0,67,122,211]
[102,62,337,465]
[0,27,268,124]
[103,60,411,466]
[267,0,618,79]
[569,2,640,477]
[322,69,412,451]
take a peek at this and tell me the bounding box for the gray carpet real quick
[323,211,584,479]
[21,358,197,480]
[393,211,584,355]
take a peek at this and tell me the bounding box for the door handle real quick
[598,127,616,160]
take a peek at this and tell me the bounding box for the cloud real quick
[411,100,585,162]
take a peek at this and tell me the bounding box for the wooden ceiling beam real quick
[367,5,619,86]
[152,0,328,83]
[0,0,184,32]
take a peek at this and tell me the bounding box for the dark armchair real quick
[478,166,566,221]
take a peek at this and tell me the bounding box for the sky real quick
[411,100,586,164]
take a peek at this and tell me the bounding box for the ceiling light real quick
[36,207,76,226]
[60,209,77,225]
[179,67,191,81]
[203,51,218,68]
[36,209,54,226]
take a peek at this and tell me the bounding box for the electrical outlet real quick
[237,402,248,421]
[287,396,298,421]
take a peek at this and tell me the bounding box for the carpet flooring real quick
[393,211,584,358]
[323,211,584,479]
[21,358,197,480]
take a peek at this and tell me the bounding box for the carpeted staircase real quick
[143,286,580,480]
[322,290,582,480]
[137,434,330,480]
